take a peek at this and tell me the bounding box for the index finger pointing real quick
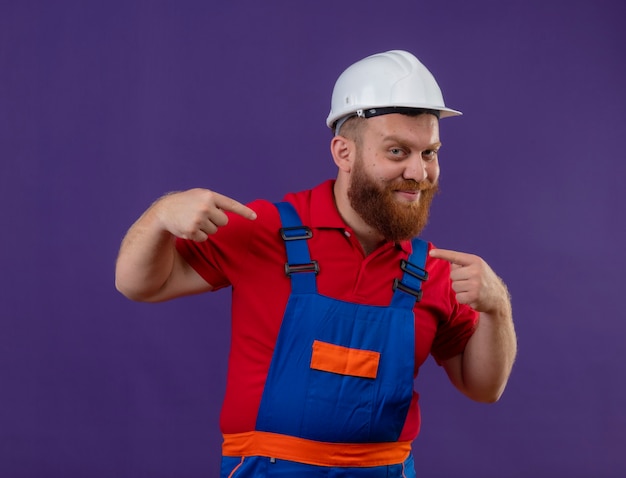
[429,248,472,266]
[214,193,257,220]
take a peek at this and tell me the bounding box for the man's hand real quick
[153,188,257,242]
[431,247,516,403]
[115,188,256,301]
[429,248,509,315]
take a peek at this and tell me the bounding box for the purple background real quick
[1,1,625,477]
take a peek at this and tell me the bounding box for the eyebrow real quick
[381,135,442,150]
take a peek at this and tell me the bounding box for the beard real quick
[347,155,439,242]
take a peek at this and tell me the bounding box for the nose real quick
[402,155,428,182]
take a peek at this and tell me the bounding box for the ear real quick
[330,135,355,172]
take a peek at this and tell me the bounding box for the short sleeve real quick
[425,255,479,364]
[174,200,281,291]
[431,300,478,364]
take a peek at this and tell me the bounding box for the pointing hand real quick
[154,188,257,242]
[429,248,508,314]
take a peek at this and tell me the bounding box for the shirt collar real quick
[309,180,346,229]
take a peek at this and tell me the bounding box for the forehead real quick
[363,113,440,146]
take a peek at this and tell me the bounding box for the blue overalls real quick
[221,203,428,477]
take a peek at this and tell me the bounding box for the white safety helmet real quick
[326,50,461,132]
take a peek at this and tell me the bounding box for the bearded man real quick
[115,50,517,478]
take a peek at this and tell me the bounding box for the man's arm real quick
[115,188,257,302]
[429,248,517,403]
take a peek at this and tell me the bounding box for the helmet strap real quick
[334,107,440,136]
[358,106,441,120]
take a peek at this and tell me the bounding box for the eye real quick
[422,149,439,162]
[388,147,407,159]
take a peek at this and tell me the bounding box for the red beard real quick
[348,156,439,242]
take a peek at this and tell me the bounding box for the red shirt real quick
[176,180,478,441]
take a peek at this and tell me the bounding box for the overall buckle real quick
[392,279,423,301]
[285,261,319,276]
[280,226,313,241]
[392,259,429,301]
[400,258,428,282]
[279,225,317,276]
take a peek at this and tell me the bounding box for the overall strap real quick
[390,237,429,309]
[275,202,318,294]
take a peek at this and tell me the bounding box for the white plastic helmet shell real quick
[326,50,461,129]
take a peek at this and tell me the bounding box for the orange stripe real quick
[222,431,411,467]
[310,340,380,379]
[227,456,244,478]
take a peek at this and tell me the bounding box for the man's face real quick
[347,113,441,242]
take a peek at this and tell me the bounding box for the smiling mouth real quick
[393,190,421,202]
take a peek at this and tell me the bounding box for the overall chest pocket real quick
[310,340,380,379]
[302,338,381,442]
[299,304,414,443]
